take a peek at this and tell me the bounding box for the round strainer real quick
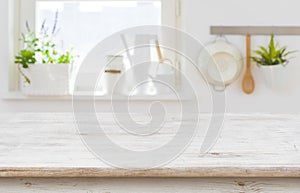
[198,38,244,91]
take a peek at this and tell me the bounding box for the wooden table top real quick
[0,113,300,178]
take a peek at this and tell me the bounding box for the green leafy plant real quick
[251,34,296,67]
[15,13,77,84]
[15,50,36,84]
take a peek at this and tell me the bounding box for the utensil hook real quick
[215,26,228,42]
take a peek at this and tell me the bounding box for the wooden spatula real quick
[242,34,255,94]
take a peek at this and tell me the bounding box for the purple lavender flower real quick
[25,21,31,32]
[52,10,59,34]
[40,19,46,32]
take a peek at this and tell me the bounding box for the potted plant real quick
[251,34,296,89]
[15,14,76,96]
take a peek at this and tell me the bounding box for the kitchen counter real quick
[1,113,300,192]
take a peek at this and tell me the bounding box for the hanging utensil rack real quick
[210,26,300,35]
[210,26,300,94]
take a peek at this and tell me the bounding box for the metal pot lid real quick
[198,39,243,87]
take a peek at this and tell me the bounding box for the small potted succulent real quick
[251,34,296,88]
[15,13,76,95]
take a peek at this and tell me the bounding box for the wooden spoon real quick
[242,34,255,94]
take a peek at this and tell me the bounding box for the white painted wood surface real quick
[1,113,300,192]
[0,113,300,178]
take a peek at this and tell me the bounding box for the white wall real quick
[181,0,300,113]
[1,0,300,113]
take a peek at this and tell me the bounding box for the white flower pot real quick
[260,64,287,89]
[21,63,70,96]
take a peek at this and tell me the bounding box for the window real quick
[36,1,162,59]
[3,0,180,97]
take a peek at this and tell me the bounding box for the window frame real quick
[1,0,181,99]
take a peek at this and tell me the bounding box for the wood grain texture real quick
[0,113,300,178]
[1,178,300,193]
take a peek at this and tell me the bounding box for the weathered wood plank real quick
[0,167,300,178]
[0,113,300,178]
[1,178,300,193]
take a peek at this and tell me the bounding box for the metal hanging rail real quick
[210,26,300,36]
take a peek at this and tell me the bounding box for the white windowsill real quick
[1,91,190,101]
